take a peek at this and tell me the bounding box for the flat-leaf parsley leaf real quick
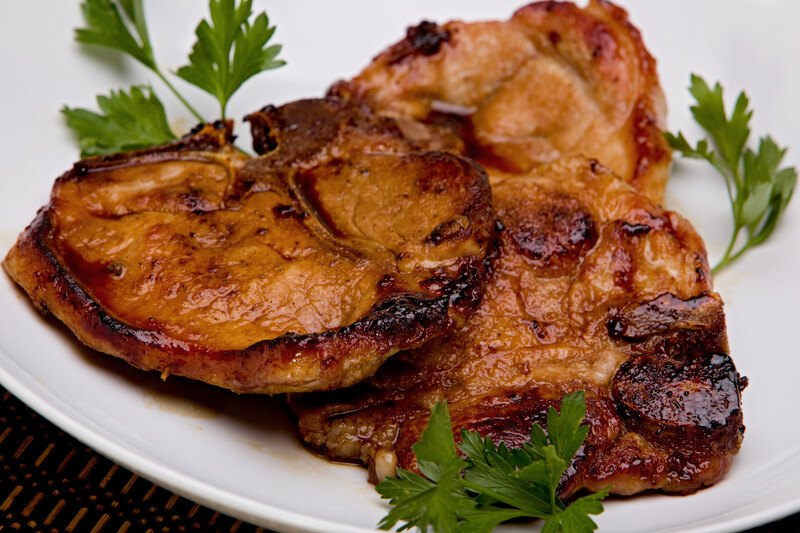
[75,0,206,122]
[665,74,797,273]
[67,0,286,154]
[62,85,175,156]
[176,0,285,119]
[376,391,608,533]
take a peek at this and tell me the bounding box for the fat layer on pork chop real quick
[3,98,496,394]
[289,157,745,496]
[330,0,670,203]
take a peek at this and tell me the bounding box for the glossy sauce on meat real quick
[289,158,745,496]
[3,99,496,393]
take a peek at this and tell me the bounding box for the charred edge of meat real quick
[606,291,744,458]
[245,105,280,154]
[607,292,720,341]
[428,256,489,316]
[245,98,406,157]
[26,212,200,357]
[240,255,488,362]
[68,122,234,178]
[244,293,451,366]
[14,209,489,390]
[612,352,744,449]
[383,21,452,65]
[606,292,729,359]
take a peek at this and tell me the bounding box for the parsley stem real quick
[128,0,205,124]
[156,71,251,154]
[127,0,154,67]
[153,71,206,124]
[725,241,754,265]
[721,172,736,210]
[668,75,797,277]
[714,231,756,274]
[713,225,743,274]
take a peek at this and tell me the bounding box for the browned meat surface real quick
[330,0,670,203]
[289,158,745,496]
[3,98,496,394]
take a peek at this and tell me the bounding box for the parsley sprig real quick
[62,86,175,156]
[177,0,285,119]
[64,0,285,156]
[377,391,608,533]
[74,0,205,123]
[666,74,797,273]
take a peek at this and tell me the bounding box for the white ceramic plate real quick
[1,1,799,531]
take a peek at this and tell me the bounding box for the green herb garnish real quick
[74,0,206,122]
[666,74,797,273]
[377,391,608,533]
[176,0,285,119]
[62,85,175,157]
[64,0,285,155]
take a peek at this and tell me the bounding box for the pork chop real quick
[3,98,496,394]
[289,157,745,496]
[330,0,670,203]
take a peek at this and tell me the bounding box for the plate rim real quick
[0,358,379,533]
[4,353,800,533]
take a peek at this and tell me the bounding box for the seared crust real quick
[329,0,670,203]
[3,99,496,394]
[289,158,744,496]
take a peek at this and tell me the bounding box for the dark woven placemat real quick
[0,386,273,532]
[1,383,798,533]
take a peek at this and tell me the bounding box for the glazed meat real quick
[3,98,496,394]
[290,158,745,496]
[330,0,670,203]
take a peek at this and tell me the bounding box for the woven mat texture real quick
[1,387,271,532]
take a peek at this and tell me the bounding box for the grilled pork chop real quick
[3,98,496,394]
[290,158,745,496]
[330,0,670,203]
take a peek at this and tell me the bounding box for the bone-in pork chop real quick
[330,0,670,203]
[289,158,745,496]
[3,98,496,394]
